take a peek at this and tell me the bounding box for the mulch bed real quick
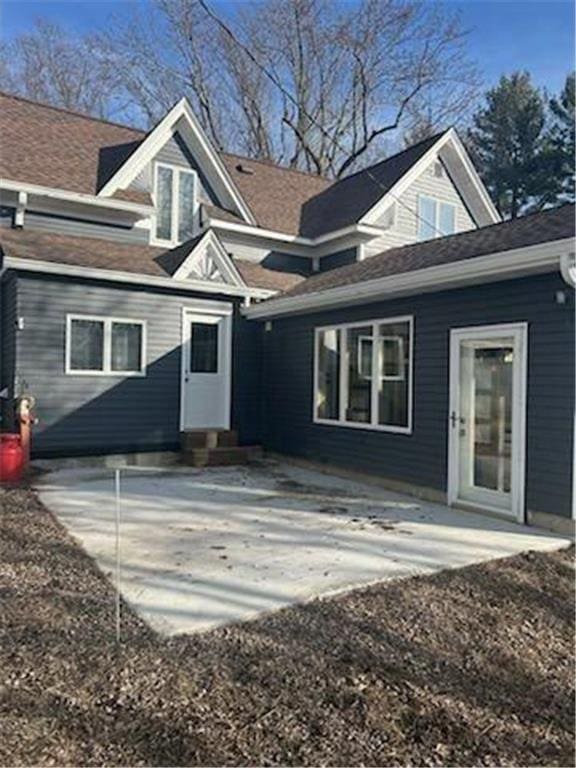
[0,482,574,767]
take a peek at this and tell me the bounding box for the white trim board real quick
[0,178,153,217]
[243,239,575,319]
[206,216,384,256]
[3,256,275,301]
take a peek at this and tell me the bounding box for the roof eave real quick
[243,238,573,320]
[1,255,276,300]
[207,216,383,252]
[0,178,153,218]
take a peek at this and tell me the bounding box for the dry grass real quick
[0,483,574,767]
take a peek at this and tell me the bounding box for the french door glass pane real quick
[346,326,372,423]
[377,321,409,427]
[317,329,340,420]
[111,322,142,372]
[156,166,173,241]
[70,319,104,371]
[190,322,218,373]
[470,346,513,493]
[178,172,196,242]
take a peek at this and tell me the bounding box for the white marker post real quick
[114,468,121,644]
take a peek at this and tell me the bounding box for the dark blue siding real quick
[319,248,357,271]
[13,273,263,457]
[262,273,574,518]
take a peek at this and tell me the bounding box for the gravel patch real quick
[1,483,574,766]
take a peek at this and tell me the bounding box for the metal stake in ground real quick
[114,468,121,644]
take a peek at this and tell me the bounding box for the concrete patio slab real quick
[37,460,570,636]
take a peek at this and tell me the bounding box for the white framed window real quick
[417,195,456,241]
[153,162,198,245]
[314,315,413,433]
[65,314,146,376]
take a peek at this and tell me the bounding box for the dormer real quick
[97,98,256,247]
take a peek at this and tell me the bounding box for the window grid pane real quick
[178,172,196,242]
[377,321,410,428]
[111,322,143,372]
[439,202,456,235]
[418,196,437,241]
[156,166,173,241]
[70,319,104,371]
[190,322,218,373]
[346,326,373,424]
[317,329,340,420]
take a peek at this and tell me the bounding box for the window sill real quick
[65,370,147,378]
[313,417,412,435]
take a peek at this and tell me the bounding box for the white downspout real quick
[559,252,576,521]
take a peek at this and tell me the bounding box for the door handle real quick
[450,411,465,428]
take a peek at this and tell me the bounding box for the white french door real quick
[448,323,527,521]
[180,305,232,430]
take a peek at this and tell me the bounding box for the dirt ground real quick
[1,483,574,767]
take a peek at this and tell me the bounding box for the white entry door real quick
[180,306,232,430]
[448,323,527,521]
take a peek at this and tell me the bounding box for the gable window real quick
[314,316,413,433]
[417,195,456,241]
[154,163,197,245]
[66,315,146,375]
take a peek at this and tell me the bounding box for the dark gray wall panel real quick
[262,273,574,518]
[0,206,148,245]
[14,273,263,457]
[0,272,17,430]
[319,248,357,271]
[24,211,149,244]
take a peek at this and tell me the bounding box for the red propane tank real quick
[0,433,24,484]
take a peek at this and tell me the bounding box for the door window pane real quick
[345,326,372,423]
[471,346,513,493]
[156,166,173,241]
[190,322,218,373]
[178,172,196,242]
[377,321,410,427]
[317,329,340,420]
[70,319,104,371]
[111,322,143,372]
[439,202,456,235]
[418,196,437,240]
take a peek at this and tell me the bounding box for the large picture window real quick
[314,316,413,433]
[154,163,197,245]
[66,315,146,375]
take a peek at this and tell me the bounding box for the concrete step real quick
[181,445,263,468]
[180,429,238,451]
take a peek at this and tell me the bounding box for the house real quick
[0,92,574,533]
